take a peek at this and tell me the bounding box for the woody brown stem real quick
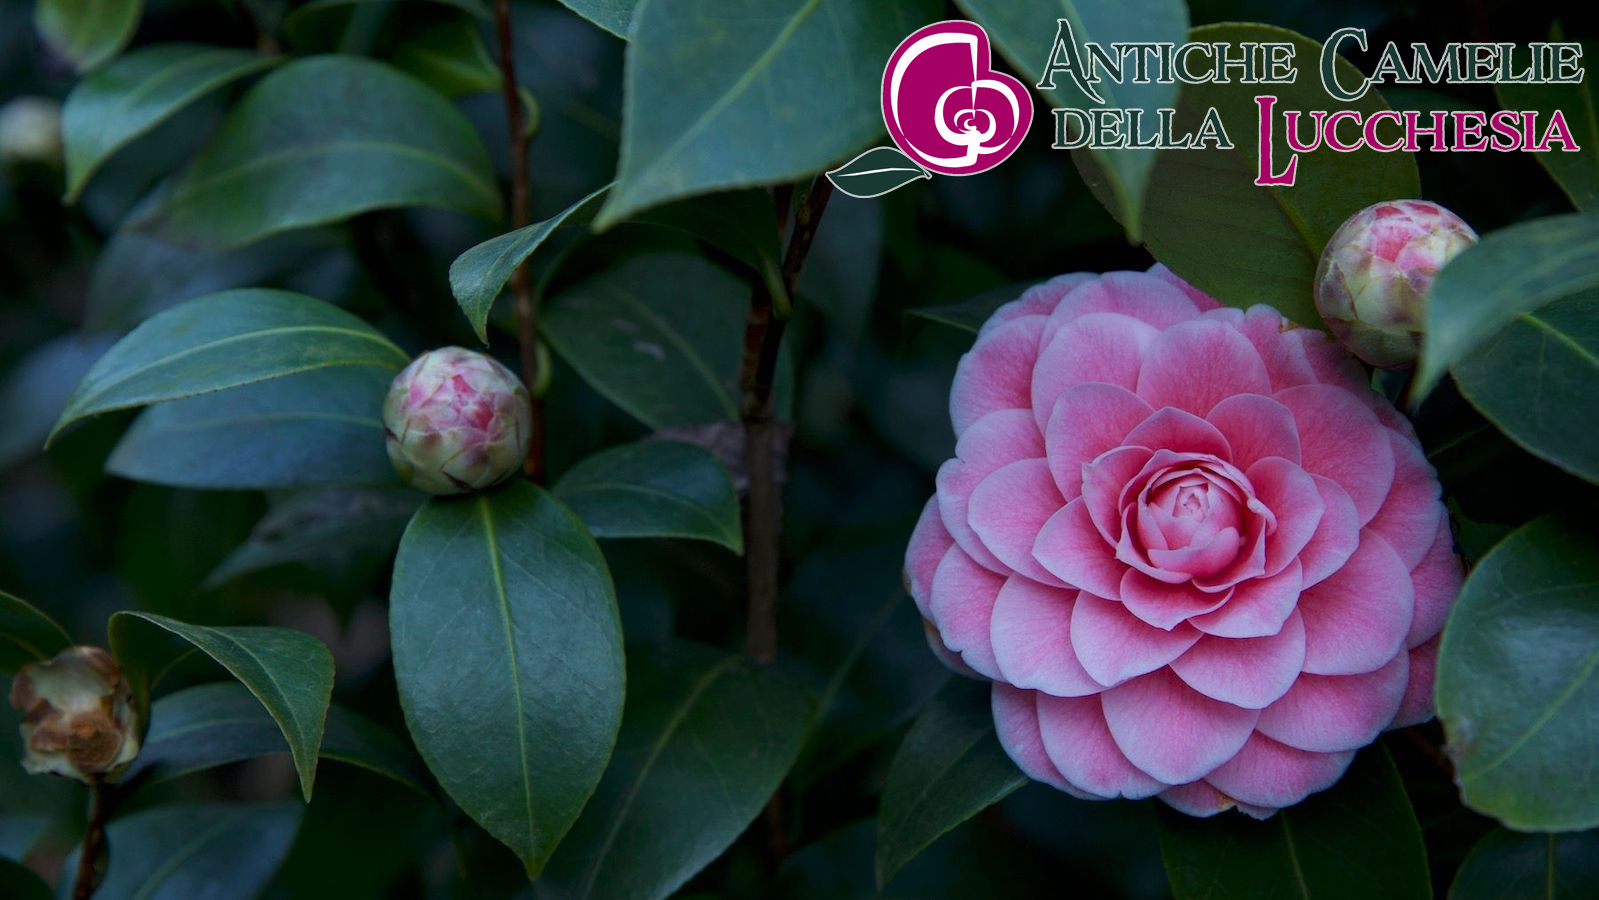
[71,781,109,900]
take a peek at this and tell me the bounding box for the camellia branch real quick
[741,178,834,665]
[492,0,545,482]
[71,781,110,900]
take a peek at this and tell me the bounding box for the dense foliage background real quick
[2,0,1598,897]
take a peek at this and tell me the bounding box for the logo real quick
[828,21,1032,199]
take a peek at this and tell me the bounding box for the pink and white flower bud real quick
[9,646,141,783]
[383,347,533,495]
[1314,200,1477,368]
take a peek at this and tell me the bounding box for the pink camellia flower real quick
[1314,200,1477,368]
[383,347,532,495]
[905,265,1461,817]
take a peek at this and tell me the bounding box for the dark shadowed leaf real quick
[125,682,429,793]
[956,0,1188,239]
[1496,43,1599,211]
[0,333,113,468]
[777,817,1052,899]
[1452,291,1599,485]
[825,147,929,200]
[1156,746,1429,899]
[107,367,396,490]
[63,44,279,202]
[1415,213,1599,401]
[1077,24,1418,326]
[907,282,1030,333]
[534,642,813,900]
[0,860,48,900]
[542,253,746,428]
[116,487,264,620]
[108,612,335,801]
[0,592,72,676]
[798,193,884,341]
[554,0,636,38]
[876,678,1026,887]
[1451,827,1599,900]
[283,0,490,50]
[133,55,500,249]
[596,0,940,226]
[390,481,624,877]
[1437,514,1599,830]
[0,815,47,862]
[33,0,141,71]
[390,14,539,134]
[50,289,409,444]
[553,440,741,552]
[66,803,301,900]
[204,487,419,590]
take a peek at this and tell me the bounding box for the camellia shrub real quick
[1,0,1597,898]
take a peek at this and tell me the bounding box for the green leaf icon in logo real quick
[826,146,931,199]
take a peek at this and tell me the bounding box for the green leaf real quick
[0,860,48,900]
[50,288,408,445]
[204,487,420,591]
[956,0,1187,239]
[390,481,625,877]
[1078,23,1419,326]
[534,643,813,900]
[876,678,1027,887]
[595,0,940,227]
[0,333,114,468]
[825,146,929,200]
[1451,827,1599,900]
[0,592,71,676]
[1157,746,1429,899]
[390,15,539,136]
[1452,291,1599,485]
[553,440,742,552]
[555,0,637,38]
[68,803,301,900]
[1416,213,1599,401]
[62,44,279,203]
[542,253,747,428]
[116,487,264,620]
[283,0,491,50]
[108,612,335,801]
[0,815,47,862]
[907,282,1032,334]
[132,55,500,249]
[1437,514,1599,830]
[450,185,609,343]
[107,367,396,490]
[1496,42,1599,211]
[126,682,429,794]
[33,0,142,71]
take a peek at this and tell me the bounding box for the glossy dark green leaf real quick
[33,0,141,71]
[1157,746,1429,899]
[450,186,609,342]
[0,860,48,900]
[542,253,746,428]
[907,282,1032,334]
[0,815,47,862]
[390,15,539,136]
[632,189,786,302]
[62,44,279,202]
[125,682,429,793]
[116,487,264,620]
[69,803,301,900]
[108,612,335,801]
[876,678,1027,887]
[595,0,940,226]
[204,487,419,591]
[1437,514,1599,830]
[1496,43,1598,211]
[1451,827,1599,900]
[133,55,500,249]
[553,440,741,552]
[1452,291,1599,485]
[0,592,71,676]
[50,289,409,444]
[825,147,929,200]
[390,481,624,877]
[534,643,813,900]
[283,0,490,50]
[107,367,396,490]
[777,817,1053,899]
[0,333,113,468]
[1416,213,1599,401]
[1078,24,1418,326]
[555,0,636,38]
[956,0,1188,239]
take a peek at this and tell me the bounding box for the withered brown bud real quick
[8,646,141,783]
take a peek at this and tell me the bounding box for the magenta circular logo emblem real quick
[881,21,1033,177]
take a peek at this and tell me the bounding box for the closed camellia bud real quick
[8,646,141,783]
[383,347,533,495]
[0,96,63,169]
[1314,200,1477,368]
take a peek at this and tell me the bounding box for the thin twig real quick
[740,178,834,665]
[71,781,110,900]
[492,0,545,482]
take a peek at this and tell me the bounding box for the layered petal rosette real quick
[905,266,1462,817]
